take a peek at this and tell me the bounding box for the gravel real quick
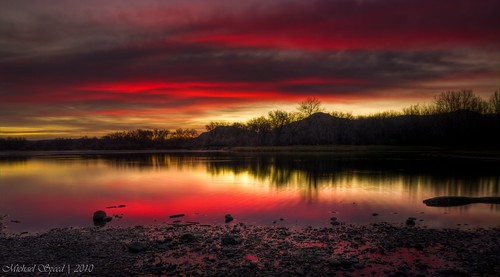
[1,222,499,276]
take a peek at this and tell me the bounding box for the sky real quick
[1,0,499,139]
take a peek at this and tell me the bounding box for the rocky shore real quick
[1,223,499,276]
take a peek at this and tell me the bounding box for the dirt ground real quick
[1,222,499,276]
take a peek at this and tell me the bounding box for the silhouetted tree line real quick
[198,90,500,147]
[0,137,30,151]
[1,90,499,150]
[0,128,198,151]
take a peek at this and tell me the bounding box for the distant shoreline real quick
[0,149,227,158]
[2,145,500,161]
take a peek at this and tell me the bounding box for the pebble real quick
[405,218,416,227]
[2,221,498,276]
[179,233,196,243]
[221,234,242,246]
[128,241,147,253]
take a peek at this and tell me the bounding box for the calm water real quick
[1,152,499,233]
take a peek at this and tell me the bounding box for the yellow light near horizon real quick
[0,126,84,139]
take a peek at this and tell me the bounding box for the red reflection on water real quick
[1,157,499,234]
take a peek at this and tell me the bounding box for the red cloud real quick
[1,0,499,138]
[181,0,500,50]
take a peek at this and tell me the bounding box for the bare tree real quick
[247,116,272,145]
[205,121,230,132]
[247,116,271,134]
[171,128,197,139]
[152,129,170,141]
[402,103,436,116]
[330,111,354,119]
[489,91,500,114]
[297,97,324,118]
[434,90,486,113]
[268,110,294,130]
[268,110,296,144]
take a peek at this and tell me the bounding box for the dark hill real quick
[196,111,500,147]
[280,112,349,145]
[197,126,256,147]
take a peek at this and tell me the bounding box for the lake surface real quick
[1,152,499,233]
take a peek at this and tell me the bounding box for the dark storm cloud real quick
[0,41,489,101]
[1,0,498,89]
[1,0,499,138]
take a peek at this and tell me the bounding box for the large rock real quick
[423,196,500,207]
[225,214,234,223]
[93,210,107,221]
[93,210,112,227]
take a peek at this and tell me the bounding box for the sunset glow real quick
[2,155,498,233]
[1,0,499,138]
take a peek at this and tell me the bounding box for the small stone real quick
[245,262,258,269]
[128,241,147,253]
[417,264,429,270]
[405,218,416,227]
[372,213,379,216]
[225,214,234,223]
[330,217,337,221]
[329,259,342,267]
[295,268,305,275]
[221,234,242,246]
[169,214,185,218]
[164,236,174,242]
[179,233,196,243]
[354,264,365,270]
[414,244,424,251]
[341,259,353,268]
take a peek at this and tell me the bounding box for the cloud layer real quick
[1,0,499,138]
